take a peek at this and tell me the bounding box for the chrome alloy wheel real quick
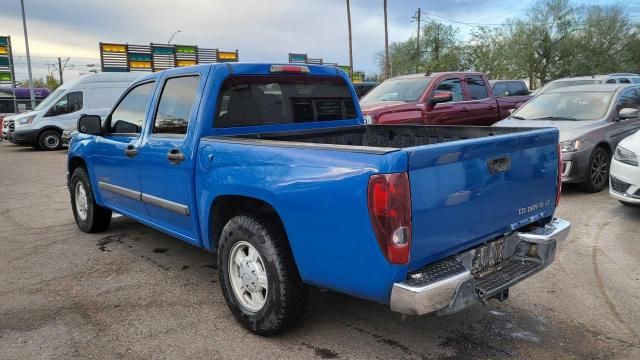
[74,182,89,221]
[590,152,608,188]
[228,241,269,312]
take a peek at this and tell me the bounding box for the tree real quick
[572,5,635,75]
[19,75,60,91]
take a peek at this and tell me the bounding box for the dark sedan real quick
[494,84,640,192]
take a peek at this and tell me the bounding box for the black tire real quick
[581,147,610,193]
[619,200,640,208]
[38,130,62,150]
[70,167,112,233]
[218,214,308,336]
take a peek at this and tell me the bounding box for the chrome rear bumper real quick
[390,218,570,315]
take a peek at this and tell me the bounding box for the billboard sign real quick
[0,36,14,86]
[100,42,239,72]
[288,53,307,63]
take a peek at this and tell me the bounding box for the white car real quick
[610,130,640,207]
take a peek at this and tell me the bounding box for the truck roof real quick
[388,71,485,80]
[134,63,347,84]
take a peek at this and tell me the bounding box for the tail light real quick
[556,143,563,207]
[367,172,412,264]
[270,65,310,73]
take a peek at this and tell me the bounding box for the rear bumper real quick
[390,218,570,315]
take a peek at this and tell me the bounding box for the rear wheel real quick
[218,214,308,336]
[581,147,610,193]
[70,167,112,233]
[38,130,62,150]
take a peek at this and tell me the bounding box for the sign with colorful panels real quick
[0,36,14,85]
[99,42,239,72]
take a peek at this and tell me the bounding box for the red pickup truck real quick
[361,72,529,126]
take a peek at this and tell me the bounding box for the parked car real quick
[352,81,379,99]
[610,130,640,207]
[489,80,531,109]
[11,72,142,150]
[2,114,16,141]
[68,63,569,335]
[360,72,526,126]
[494,84,640,192]
[536,74,640,96]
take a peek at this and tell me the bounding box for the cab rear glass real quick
[215,75,356,128]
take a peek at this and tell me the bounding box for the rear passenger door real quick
[138,73,205,243]
[463,75,499,125]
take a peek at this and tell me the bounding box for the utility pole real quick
[20,0,35,109]
[57,57,70,84]
[383,0,390,79]
[346,0,353,79]
[411,8,424,73]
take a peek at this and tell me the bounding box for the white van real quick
[11,72,142,150]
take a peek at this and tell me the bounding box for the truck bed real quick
[220,125,539,152]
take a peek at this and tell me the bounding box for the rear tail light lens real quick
[556,143,563,207]
[367,172,412,264]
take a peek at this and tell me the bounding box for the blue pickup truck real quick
[67,63,570,335]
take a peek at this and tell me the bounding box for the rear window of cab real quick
[215,75,356,128]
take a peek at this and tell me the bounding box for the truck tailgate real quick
[406,128,559,271]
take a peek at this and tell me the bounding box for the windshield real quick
[512,91,612,121]
[34,88,66,111]
[538,79,601,95]
[361,77,431,103]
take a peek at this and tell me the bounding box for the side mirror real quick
[619,108,640,120]
[429,91,453,104]
[77,115,102,135]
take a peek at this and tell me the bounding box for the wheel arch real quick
[209,195,289,253]
[595,142,612,156]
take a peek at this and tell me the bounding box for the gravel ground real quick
[0,142,639,359]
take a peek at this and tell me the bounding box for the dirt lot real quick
[0,141,639,359]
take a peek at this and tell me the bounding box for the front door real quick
[609,88,640,145]
[91,81,156,220]
[138,74,203,242]
[426,77,467,125]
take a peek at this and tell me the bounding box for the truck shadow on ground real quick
[97,216,630,360]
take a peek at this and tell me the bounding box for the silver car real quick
[494,84,640,192]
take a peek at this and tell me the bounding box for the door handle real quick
[124,144,138,158]
[460,107,469,112]
[167,148,185,165]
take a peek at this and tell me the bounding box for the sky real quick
[1,0,639,83]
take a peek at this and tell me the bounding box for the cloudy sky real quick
[1,0,638,83]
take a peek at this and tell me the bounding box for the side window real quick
[465,76,488,100]
[619,78,631,84]
[153,76,200,136]
[434,78,463,102]
[493,83,509,97]
[107,82,155,134]
[615,88,640,113]
[606,79,616,84]
[45,91,83,117]
[507,82,528,96]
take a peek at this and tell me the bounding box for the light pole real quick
[167,30,182,44]
[20,0,35,109]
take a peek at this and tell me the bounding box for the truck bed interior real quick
[235,125,539,149]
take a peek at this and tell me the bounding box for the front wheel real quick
[581,147,610,193]
[38,130,62,150]
[218,214,308,336]
[70,168,112,233]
